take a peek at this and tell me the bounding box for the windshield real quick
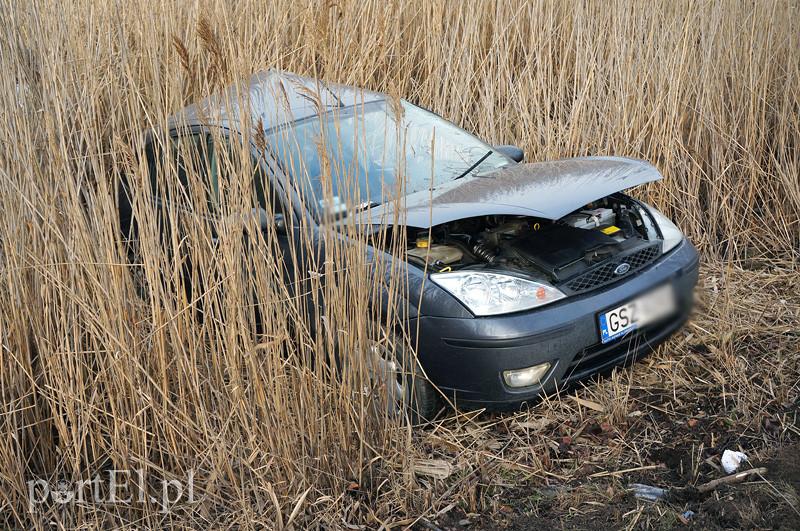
[266,100,512,219]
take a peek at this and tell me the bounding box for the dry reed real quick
[0,0,797,528]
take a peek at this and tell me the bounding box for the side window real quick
[144,141,162,198]
[145,131,285,220]
[252,155,284,217]
[142,133,211,210]
[214,134,285,217]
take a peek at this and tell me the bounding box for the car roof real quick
[166,69,386,134]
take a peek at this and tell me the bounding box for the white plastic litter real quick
[721,450,748,474]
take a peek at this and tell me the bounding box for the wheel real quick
[369,327,441,423]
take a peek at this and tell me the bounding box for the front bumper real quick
[413,239,700,409]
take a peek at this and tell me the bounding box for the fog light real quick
[503,362,551,388]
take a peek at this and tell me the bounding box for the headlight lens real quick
[643,203,684,254]
[430,271,566,316]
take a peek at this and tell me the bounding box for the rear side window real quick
[171,133,214,212]
[142,134,211,210]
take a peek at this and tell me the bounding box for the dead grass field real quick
[0,0,798,529]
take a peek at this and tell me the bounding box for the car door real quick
[118,131,212,298]
[216,131,305,310]
[196,130,306,315]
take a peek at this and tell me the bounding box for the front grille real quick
[564,243,660,294]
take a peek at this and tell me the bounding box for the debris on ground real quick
[630,465,768,506]
[677,510,695,524]
[721,449,749,474]
[696,467,768,493]
[629,483,668,502]
[413,459,454,480]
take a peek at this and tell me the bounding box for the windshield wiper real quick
[453,150,493,180]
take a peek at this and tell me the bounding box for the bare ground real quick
[403,261,799,530]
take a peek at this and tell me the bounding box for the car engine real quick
[404,194,661,293]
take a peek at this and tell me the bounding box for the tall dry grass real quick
[0,0,798,528]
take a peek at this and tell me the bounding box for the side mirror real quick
[494,144,524,163]
[273,212,287,234]
[251,207,287,234]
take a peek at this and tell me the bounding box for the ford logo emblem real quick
[614,263,631,276]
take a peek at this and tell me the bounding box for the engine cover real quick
[509,225,619,281]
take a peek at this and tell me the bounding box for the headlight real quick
[642,203,684,254]
[430,271,565,316]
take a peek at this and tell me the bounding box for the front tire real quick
[371,327,440,423]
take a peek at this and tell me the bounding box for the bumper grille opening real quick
[564,314,682,383]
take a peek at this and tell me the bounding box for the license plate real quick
[598,284,676,343]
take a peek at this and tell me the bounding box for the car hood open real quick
[355,156,663,228]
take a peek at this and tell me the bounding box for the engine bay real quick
[404,194,661,289]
